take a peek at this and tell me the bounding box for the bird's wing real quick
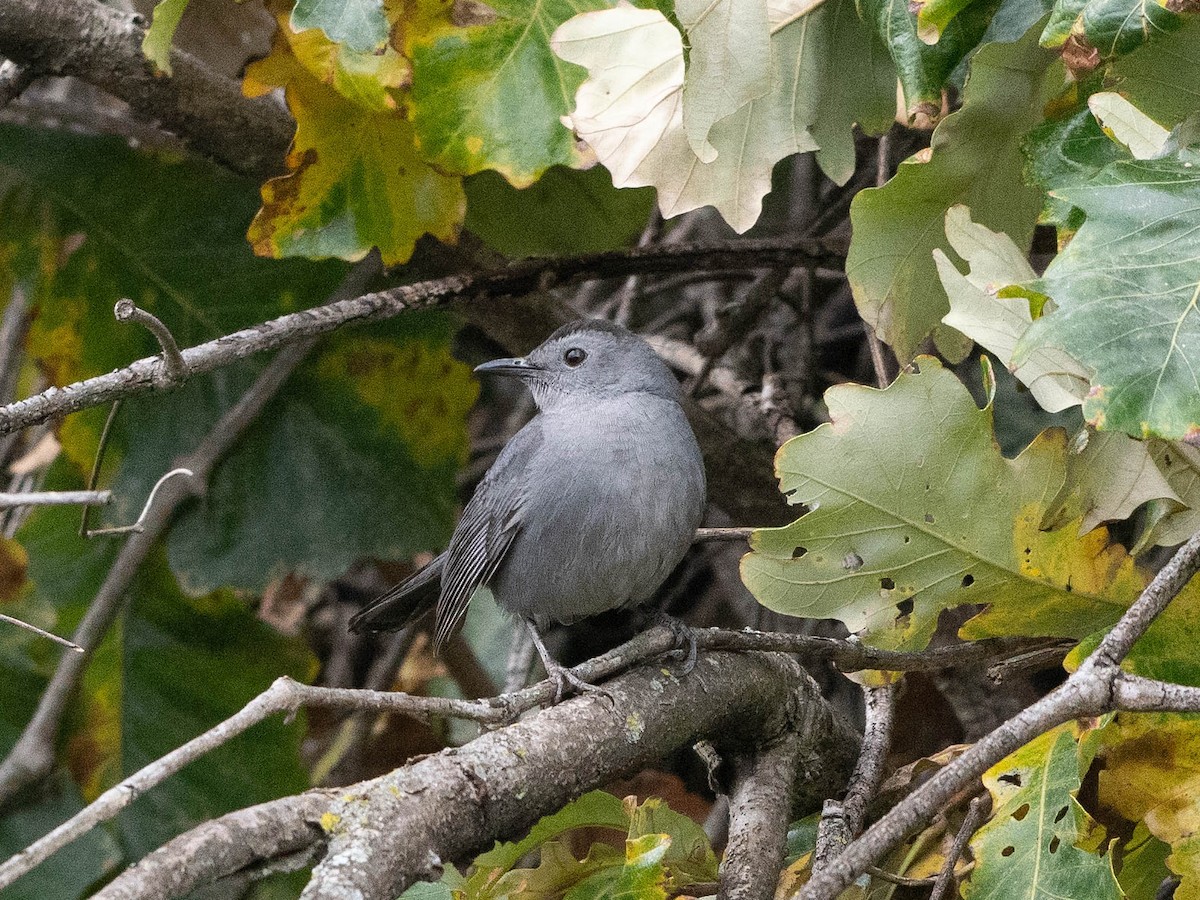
[432,422,540,652]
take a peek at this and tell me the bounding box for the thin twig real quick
[80,400,122,537]
[987,644,1071,682]
[841,684,896,837]
[813,683,896,876]
[0,263,378,808]
[84,468,193,536]
[695,527,755,543]
[0,615,81,652]
[798,528,1200,899]
[866,866,937,888]
[0,491,111,508]
[929,795,988,900]
[719,730,804,900]
[114,299,186,387]
[0,237,845,437]
[649,334,801,446]
[691,269,787,397]
[0,676,505,892]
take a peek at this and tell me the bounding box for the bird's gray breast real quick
[488,393,705,627]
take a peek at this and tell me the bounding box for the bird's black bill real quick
[474,357,542,377]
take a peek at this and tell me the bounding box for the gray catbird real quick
[349,319,707,695]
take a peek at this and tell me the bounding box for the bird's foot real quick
[655,612,699,676]
[543,662,615,706]
[525,620,614,706]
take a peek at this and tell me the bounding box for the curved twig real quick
[114,299,186,387]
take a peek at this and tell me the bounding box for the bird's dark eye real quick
[563,347,587,367]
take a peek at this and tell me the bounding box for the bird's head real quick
[474,319,682,410]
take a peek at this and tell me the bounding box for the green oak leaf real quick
[290,0,388,53]
[740,357,1148,651]
[1023,107,1128,229]
[155,321,476,593]
[963,725,1122,900]
[141,0,191,75]
[1077,0,1183,63]
[1110,15,1200,127]
[847,23,1059,361]
[860,0,1001,123]
[409,0,609,187]
[1014,156,1200,440]
[464,166,655,257]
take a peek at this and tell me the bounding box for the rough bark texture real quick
[0,0,291,178]
[93,650,859,900]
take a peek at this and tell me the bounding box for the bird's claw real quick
[656,613,699,676]
[545,664,615,707]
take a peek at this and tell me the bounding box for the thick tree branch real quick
[799,528,1200,900]
[0,57,32,109]
[0,625,1072,891]
[89,650,859,900]
[0,0,290,178]
[96,791,337,900]
[0,237,844,437]
[719,732,803,900]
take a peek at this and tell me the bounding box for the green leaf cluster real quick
[398,791,719,900]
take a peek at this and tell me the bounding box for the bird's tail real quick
[348,553,444,633]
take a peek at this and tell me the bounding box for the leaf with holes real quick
[739,356,1149,651]
[962,724,1122,900]
[1013,155,1200,441]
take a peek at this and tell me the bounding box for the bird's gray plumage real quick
[349,319,707,653]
